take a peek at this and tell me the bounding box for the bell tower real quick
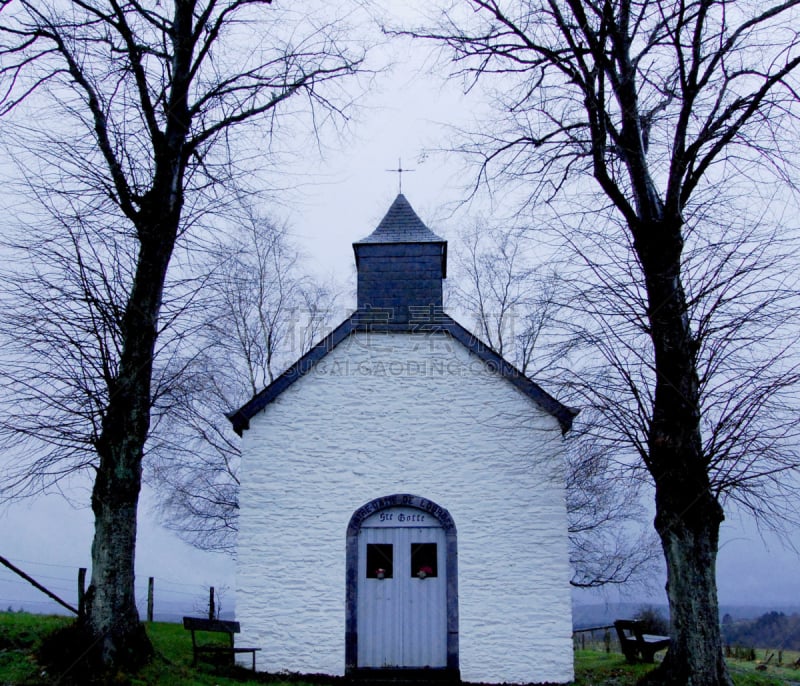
[352,194,447,324]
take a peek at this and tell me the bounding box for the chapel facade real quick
[230,194,576,683]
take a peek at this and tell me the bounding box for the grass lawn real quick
[1,612,798,685]
[726,649,800,686]
[572,650,656,685]
[0,612,285,686]
[0,611,72,684]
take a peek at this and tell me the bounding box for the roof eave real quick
[228,312,577,436]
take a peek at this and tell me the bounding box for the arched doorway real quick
[345,494,459,678]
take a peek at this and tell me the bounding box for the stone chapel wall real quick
[236,331,573,683]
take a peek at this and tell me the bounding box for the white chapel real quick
[229,194,577,684]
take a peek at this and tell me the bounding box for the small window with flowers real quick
[366,543,393,579]
[411,543,437,578]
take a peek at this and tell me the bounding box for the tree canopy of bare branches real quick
[151,212,338,553]
[407,1,800,683]
[0,0,363,669]
[451,224,557,375]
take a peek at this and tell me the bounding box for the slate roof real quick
[355,194,445,244]
[227,314,578,436]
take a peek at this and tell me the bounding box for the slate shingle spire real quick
[353,194,447,324]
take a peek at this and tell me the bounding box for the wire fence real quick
[572,625,619,653]
[0,556,232,622]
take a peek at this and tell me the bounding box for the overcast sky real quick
[2,1,799,620]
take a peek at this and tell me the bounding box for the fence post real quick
[147,577,154,622]
[604,629,611,653]
[209,586,215,621]
[77,568,87,619]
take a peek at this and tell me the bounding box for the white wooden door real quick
[357,508,447,668]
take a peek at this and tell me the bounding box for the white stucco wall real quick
[236,331,573,683]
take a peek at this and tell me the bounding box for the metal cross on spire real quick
[386,158,415,194]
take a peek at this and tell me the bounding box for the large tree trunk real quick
[83,225,177,668]
[85,445,151,668]
[636,218,733,686]
[652,488,730,685]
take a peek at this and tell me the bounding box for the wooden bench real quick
[614,619,670,663]
[182,616,261,670]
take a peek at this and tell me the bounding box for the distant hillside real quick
[722,611,800,650]
[573,603,800,631]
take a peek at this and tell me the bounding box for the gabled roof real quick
[227,312,578,436]
[354,194,445,244]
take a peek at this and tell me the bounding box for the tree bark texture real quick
[636,218,733,686]
[654,492,729,685]
[85,472,150,668]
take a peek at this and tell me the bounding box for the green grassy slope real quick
[1,612,797,685]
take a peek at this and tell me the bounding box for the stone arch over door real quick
[345,494,459,678]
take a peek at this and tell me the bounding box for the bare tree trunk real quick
[84,227,177,666]
[638,218,733,686]
[654,491,729,685]
[85,466,149,667]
